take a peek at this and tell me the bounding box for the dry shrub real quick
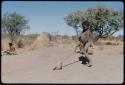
[96,38,120,46]
[56,37,76,48]
[105,42,112,45]
[1,39,10,51]
[17,39,24,48]
[30,32,52,50]
[95,41,102,45]
[58,39,69,44]
[105,41,119,45]
[99,45,104,51]
[16,34,38,48]
[1,38,17,51]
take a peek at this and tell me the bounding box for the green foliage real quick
[2,12,30,43]
[64,6,123,41]
[64,11,84,37]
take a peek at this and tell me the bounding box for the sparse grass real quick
[99,45,104,51]
[95,42,123,56]
[1,33,123,56]
[18,34,39,46]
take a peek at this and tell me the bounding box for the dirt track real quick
[1,46,123,84]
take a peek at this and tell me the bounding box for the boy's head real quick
[9,43,13,46]
[82,20,89,29]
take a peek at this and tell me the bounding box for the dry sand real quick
[1,45,123,84]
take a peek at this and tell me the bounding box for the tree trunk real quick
[75,28,79,38]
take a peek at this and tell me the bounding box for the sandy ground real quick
[1,45,123,84]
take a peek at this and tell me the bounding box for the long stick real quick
[53,52,78,70]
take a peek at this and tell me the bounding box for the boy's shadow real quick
[78,56,90,65]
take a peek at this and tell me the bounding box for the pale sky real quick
[2,1,124,36]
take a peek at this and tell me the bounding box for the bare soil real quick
[1,44,123,84]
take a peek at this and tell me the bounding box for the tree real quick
[64,6,123,42]
[64,11,84,37]
[2,12,30,44]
